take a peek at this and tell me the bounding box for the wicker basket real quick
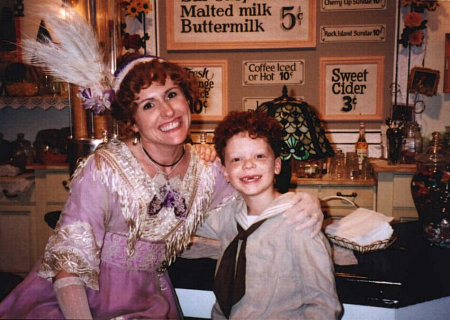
[322,196,396,253]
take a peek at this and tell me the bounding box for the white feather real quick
[21,3,112,89]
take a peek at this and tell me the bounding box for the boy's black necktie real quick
[213,219,267,318]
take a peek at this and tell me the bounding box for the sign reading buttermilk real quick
[166,0,316,50]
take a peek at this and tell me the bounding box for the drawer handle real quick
[336,191,357,198]
[62,180,70,191]
[3,189,18,198]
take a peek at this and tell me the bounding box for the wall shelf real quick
[0,95,70,110]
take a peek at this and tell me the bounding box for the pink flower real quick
[408,30,424,46]
[404,12,423,27]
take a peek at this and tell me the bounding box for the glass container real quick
[411,132,450,248]
[401,122,423,164]
[11,133,34,170]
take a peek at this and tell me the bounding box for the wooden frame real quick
[173,60,228,122]
[408,67,440,97]
[0,0,23,74]
[120,0,159,56]
[445,34,450,93]
[166,0,316,50]
[319,56,384,121]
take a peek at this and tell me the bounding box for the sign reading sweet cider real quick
[320,56,384,120]
[166,0,316,50]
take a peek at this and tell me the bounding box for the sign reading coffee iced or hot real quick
[243,60,305,85]
[166,0,316,50]
[320,57,384,121]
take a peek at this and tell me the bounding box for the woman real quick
[0,55,323,319]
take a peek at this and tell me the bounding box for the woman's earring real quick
[133,133,139,145]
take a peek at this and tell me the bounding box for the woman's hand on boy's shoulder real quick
[283,192,324,236]
[192,143,217,162]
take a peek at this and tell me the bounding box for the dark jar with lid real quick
[410,132,450,248]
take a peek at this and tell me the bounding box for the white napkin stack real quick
[0,164,21,177]
[325,208,394,246]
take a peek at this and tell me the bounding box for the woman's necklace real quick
[140,141,188,219]
[140,141,186,176]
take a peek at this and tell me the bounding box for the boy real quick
[197,111,341,319]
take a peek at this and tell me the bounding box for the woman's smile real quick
[159,117,182,132]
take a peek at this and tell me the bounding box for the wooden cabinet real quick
[291,175,377,218]
[370,160,418,221]
[0,165,70,275]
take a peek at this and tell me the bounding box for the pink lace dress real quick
[0,140,231,319]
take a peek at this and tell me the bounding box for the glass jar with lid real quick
[410,132,450,248]
[401,122,423,164]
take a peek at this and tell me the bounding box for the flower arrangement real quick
[399,0,438,48]
[121,0,153,53]
[78,86,114,115]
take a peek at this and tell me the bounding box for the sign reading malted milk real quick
[320,25,386,43]
[243,60,305,85]
[321,0,386,11]
[166,0,316,50]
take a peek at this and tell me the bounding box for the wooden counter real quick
[169,221,450,319]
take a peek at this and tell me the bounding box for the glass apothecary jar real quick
[410,132,450,248]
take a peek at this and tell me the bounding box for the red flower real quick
[408,30,424,46]
[122,34,143,51]
[404,12,423,27]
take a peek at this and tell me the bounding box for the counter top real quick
[370,159,416,173]
[169,221,450,309]
[291,174,376,186]
[26,163,69,170]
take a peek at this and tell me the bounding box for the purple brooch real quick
[148,184,187,219]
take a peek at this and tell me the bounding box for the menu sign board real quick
[243,60,305,85]
[320,0,386,11]
[319,56,384,121]
[320,25,386,43]
[167,0,316,50]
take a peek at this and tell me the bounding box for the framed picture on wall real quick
[120,0,159,56]
[0,0,23,77]
[166,0,316,50]
[407,67,440,97]
[319,56,384,121]
[173,60,228,122]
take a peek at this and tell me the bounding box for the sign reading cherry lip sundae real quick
[320,0,387,12]
[319,56,385,121]
[166,0,316,50]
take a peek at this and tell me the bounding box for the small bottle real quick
[355,122,368,171]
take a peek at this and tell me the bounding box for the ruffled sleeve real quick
[38,154,111,290]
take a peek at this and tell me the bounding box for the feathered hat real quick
[21,3,158,115]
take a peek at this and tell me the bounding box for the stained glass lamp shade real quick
[256,86,334,162]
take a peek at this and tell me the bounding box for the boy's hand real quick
[193,143,217,162]
[283,192,324,236]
